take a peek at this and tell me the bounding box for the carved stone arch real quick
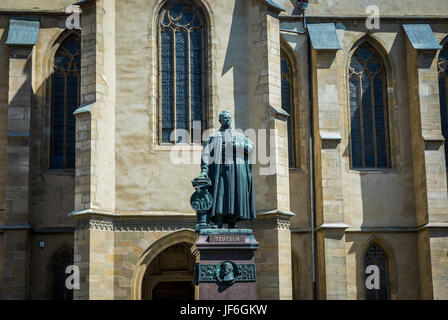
[360,236,398,300]
[152,0,215,31]
[44,29,81,78]
[347,34,393,77]
[131,229,197,300]
[45,242,74,300]
[439,35,448,51]
[345,35,399,170]
[42,29,81,170]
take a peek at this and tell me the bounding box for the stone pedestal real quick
[194,229,259,300]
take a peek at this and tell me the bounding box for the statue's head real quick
[217,261,236,283]
[222,262,233,275]
[218,111,232,129]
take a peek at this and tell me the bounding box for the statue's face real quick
[223,263,232,275]
[219,113,232,129]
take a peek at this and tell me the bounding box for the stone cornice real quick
[267,106,290,122]
[73,102,95,116]
[32,227,75,233]
[290,227,312,233]
[320,131,342,141]
[256,0,285,14]
[279,15,448,22]
[0,224,32,231]
[315,223,349,231]
[416,223,448,231]
[69,208,196,218]
[240,210,294,230]
[70,209,294,231]
[75,215,195,232]
[346,226,417,233]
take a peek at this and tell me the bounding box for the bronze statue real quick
[191,111,256,230]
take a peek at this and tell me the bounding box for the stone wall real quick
[0,0,447,300]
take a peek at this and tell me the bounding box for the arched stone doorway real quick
[46,244,74,300]
[141,242,196,300]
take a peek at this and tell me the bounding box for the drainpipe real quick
[300,0,318,300]
[308,33,317,300]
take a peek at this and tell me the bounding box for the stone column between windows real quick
[311,49,348,300]
[72,0,116,300]
[1,45,34,299]
[406,40,448,300]
[246,0,293,300]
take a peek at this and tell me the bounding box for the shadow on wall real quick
[3,39,77,298]
[342,33,417,229]
[29,70,76,227]
[222,0,249,130]
[0,28,9,225]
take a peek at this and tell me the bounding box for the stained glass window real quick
[364,243,388,300]
[281,50,296,167]
[349,43,390,169]
[51,34,80,169]
[159,2,205,144]
[439,44,448,170]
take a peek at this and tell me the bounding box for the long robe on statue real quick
[201,129,256,224]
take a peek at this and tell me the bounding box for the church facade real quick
[0,0,447,300]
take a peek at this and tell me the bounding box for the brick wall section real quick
[75,2,96,211]
[429,230,448,299]
[317,230,347,299]
[245,0,293,300]
[313,50,344,225]
[1,46,34,299]
[407,44,448,226]
[311,47,347,299]
[2,230,29,299]
[73,225,90,299]
[73,0,116,299]
[406,39,448,299]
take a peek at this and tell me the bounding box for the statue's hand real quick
[192,171,210,188]
[197,171,208,179]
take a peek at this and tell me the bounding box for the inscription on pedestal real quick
[209,234,245,243]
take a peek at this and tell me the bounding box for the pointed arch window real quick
[364,243,388,300]
[51,34,80,169]
[439,44,448,170]
[281,49,297,168]
[349,43,390,169]
[159,2,206,144]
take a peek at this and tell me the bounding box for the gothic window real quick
[281,50,297,167]
[439,44,448,170]
[349,43,390,169]
[159,2,206,144]
[51,34,80,169]
[364,243,388,300]
[52,250,74,300]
